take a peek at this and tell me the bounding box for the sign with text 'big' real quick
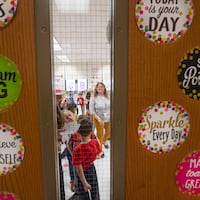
[0,55,22,112]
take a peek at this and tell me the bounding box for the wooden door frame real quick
[35,0,128,199]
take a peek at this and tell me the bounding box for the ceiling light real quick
[57,55,70,62]
[55,0,90,13]
[53,37,62,51]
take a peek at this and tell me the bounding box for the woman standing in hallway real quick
[90,82,110,153]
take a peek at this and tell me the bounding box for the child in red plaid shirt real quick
[72,117,101,199]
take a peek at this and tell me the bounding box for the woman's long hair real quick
[94,82,108,98]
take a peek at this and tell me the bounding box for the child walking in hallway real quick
[72,117,101,199]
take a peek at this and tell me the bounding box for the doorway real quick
[35,0,127,199]
[50,0,112,199]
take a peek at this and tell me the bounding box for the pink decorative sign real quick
[176,150,200,196]
[0,192,20,200]
[138,101,190,154]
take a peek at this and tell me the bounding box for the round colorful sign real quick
[175,150,200,196]
[0,123,24,176]
[135,0,194,44]
[0,0,18,29]
[138,101,190,154]
[0,192,20,200]
[177,47,200,100]
[0,55,22,112]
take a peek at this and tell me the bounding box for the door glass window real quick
[50,0,112,199]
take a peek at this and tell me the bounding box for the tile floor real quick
[62,142,110,200]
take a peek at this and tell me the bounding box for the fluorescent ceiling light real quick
[53,37,62,51]
[55,0,89,13]
[57,55,70,62]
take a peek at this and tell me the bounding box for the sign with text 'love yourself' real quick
[177,47,200,100]
[176,150,200,196]
[0,123,24,176]
[135,0,194,44]
[0,0,18,29]
[138,101,190,154]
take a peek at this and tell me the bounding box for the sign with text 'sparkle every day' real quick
[135,0,194,44]
[138,101,190,154]
[0,0,18,29]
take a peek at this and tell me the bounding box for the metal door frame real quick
[35,0,128,199]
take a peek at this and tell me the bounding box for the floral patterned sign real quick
[176,150,200,196]
[0,192,20,200]
[0,123,24,176]
[138,101,190,154]
[0,0,18,29]
[177,47,200,100]
[135,0,194,43]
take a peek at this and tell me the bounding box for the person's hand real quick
[83,182,91,192]
[98,118,104,125]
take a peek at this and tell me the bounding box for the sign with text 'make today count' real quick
[135,0,194,44]
[138,101,190,154]
[176,150,200,196]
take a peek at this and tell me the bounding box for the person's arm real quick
[75,165,91,192]
[89,97,104,124]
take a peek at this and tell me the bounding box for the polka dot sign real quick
[0,55,22,112]
[0,123,24,176]
[135,0,194,44]
[177,47,200,100]
[0,192,20,200]
[138,101,190,154]
[175,150,200,196]
[0,0,18,29]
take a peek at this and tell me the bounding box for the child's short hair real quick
[77,114,90,123]
[78,118,93,137]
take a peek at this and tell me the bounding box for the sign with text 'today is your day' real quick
[135,0,194,44]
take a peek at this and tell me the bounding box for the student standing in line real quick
[89,82,110,156]
[56,103,66,200]
[67,115,100,200]
[77,92,85,115]
[72,118,101,200]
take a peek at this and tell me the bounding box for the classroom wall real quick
[127,0,200,199]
